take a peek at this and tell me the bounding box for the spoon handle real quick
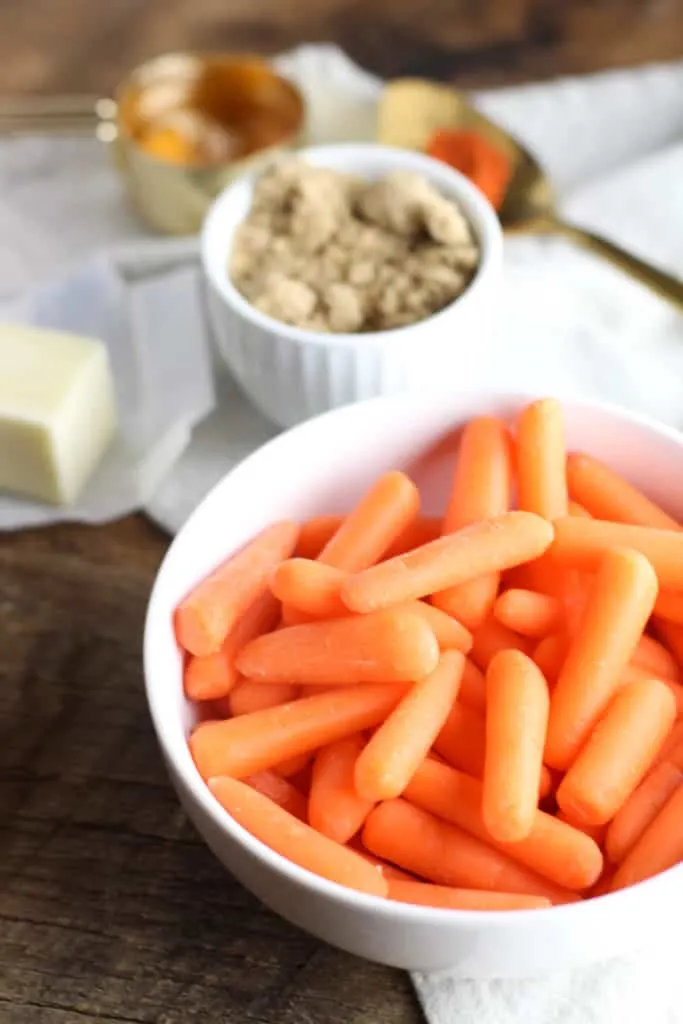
[516,216,683,312]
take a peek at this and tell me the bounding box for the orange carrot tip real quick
[308,735,375,844]
[175,521,298,656]
[516,399,568,521]
[493,588,562,639]
[209,776,387,897]
[244,771,308,820]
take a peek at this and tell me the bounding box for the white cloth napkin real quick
[2,44,683,1019]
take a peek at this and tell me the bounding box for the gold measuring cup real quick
[0,53,305,235]
[379,79,683,312]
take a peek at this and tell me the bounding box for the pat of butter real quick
[0,324,118,505]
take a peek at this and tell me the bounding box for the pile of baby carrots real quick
[175,399,683,911]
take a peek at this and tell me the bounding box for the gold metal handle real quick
[0,95,117,138]
[511,215,683,312]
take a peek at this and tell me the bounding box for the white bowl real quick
[144,392,682,978]
[200,144,502,428]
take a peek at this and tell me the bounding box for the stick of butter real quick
[0,324,118,505]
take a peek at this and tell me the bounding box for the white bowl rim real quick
[200,142,503,349]
[144,389,682,928]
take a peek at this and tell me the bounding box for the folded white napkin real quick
[1,44,683,1019]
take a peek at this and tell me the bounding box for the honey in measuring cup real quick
[118,53,304,168]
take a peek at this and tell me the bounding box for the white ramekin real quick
[144,390,682,978]
[200,144,503,428]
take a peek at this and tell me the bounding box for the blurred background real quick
[2,0,683,95]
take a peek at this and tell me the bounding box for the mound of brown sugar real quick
[230,160,480,333]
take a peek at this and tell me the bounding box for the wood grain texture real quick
[1,1,682,1020]
[0,0,682,94]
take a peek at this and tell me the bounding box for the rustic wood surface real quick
[1,3,683,1022]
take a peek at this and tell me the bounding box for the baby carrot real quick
[183,592,280,701]
[611,780,683,890]
[557,679,676,826]
[493,589,562,639]
[229,680,299,717]
[399,602,472,654]
[566,452,680,530]
[296,515,344,559]
[483,651,550,842]
[433,701,487,777]
[209,776,387,897]
[556,810,607,848]
[354,651,466,801]
[273,753,312,778]
[458,658,487,712]
[385,515,442,558]
[544,548,658,771]
[654,590,683,626]
[341,512,554,614]
[351,846,416,883]
[308,735,375,844]
[620,662,683,716]
[387,879,550,911]
[236,609,439,685]
[270,559,347,620]
[244,771,308,820]
[533,632,567,684]
[362,799,576,903]
[589,867,616,899]
[434,417,512,629]
[191,683,405,779]
[654,719,683,768]
[469,615,533,671]
[605,761,683,864]
[516,399,568,521]
[631,633,680,681]
[318,470,420,571]
[404,759,602,890]
[568,501,592,518]
[550,517,683,590]
[652,618,683,669]
[175,521,298,656]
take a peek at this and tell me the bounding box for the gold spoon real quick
[379,78,683,311]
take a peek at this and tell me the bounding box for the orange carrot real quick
[308,735,375,844]
[236,609,439,685]
[569,501,592,518]
[434,417,511,629]
[556,810,607,848]
[458,657,487,712]
[362,799,577,903]
[296,515,344,559]
[611,780,683,890]
[351,846,416,882]
[557,679,676,826]
[433,701,487,777]
[631,633,680,682]
[654,719,683,768]
[183,591,280,700]
[566,452,680,530]
[589,867,616,899]
[271,559,347,620]
[605,761,683,864]
[318,470,420,571]
[533,632,567,684]
[400,602,473,653]
[544,548,658,771]
[388,879,550,911]
[493,589,562,639]
[469,615,533,671]
[341,512,554,614]
[228,680,299,717]
[426,129,513,211]
[385,516,443,558]
[209,776,387,897]
[354,651,465,801]
[274,753,312,778]
[483,651,550,842]
[654,590,683,627]
[404,759,602,891]
[190,683,405,779]
[652,617,683,670]
[244,771,308,820]
[620,662,683,716]
[175,521,298,656]
[516,399,568,521]
[550,517,683,590]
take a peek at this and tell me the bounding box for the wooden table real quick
[1,4,682,1022]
